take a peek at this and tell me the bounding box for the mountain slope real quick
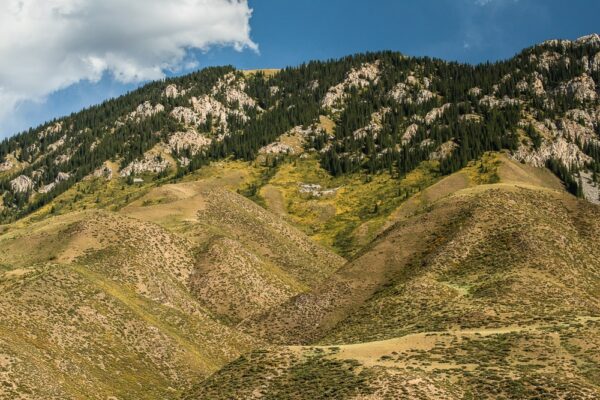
[183,155,600,399]
[0,35,600,399]
[0,210,256,399]
[0,169,344,398]
[2,34,600,222]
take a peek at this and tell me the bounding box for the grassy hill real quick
[2,145,599,399]
[0,163,346,399]
[183,155,600,399]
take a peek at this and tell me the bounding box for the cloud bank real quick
[0,0,256,134]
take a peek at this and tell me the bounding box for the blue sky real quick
[1,0,599,139]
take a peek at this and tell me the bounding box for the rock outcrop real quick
[164,84,187,99]
[128,102,165,121]
[167,130,212,156]
[388,74,435,105]
[425,104,451,125]
[322,61,381,112]
[10,175,34,193]
[556,74,597,102]
[429,140,458,161]
[401,124,419,144]
[120,154,171,177]
[352,108,390,139]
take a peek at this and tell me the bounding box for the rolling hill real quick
[184,155,600,399]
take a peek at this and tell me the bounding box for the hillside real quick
[0,166,344,399]
[184,156,600,400]
[2,34,600,223]
[0,34,599,399]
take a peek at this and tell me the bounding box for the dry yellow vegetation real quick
[1,152,599,399]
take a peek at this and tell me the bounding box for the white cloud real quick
[0,0,256,134]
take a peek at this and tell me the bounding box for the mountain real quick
[2,34,600,222]
[0,35,599,399]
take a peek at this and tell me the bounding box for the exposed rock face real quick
[565,108,597,129]
[575,33,600,46]
[164,84,186,99]
[513,115,599,171]
[479,95,521,108]
[468,87,482,97]
[120,154,171,177]
[38,183,55,194]
[579,170,600,204]
[191,96,231,125]
[352,108,390,139]
[389,74,435,105]
[167,130,212,155]
[513,137,592,169]
[556,74,597,102]
[128,102,165,121]
[93,164,113,180]
[425,103,451,125]
[56,172,70,182]
[171,107,201,126]
[530,51,566,71]
[517,73,545,96]
[459,114,483,123]
[269,86,280,96]
[298,183,339,197]
[38,122,63,139]
[10,175,34,193]
[212,72,259,109]
[581,52,600,73]
[259,142,294,155]
[429,140,458,161]
[559,118,597,144]
[171,89,251,134]
[48,135,67,153]
[401,123,419,144]
[322,61,381,111]
[38,172,71,194]
[259,126,312,155]
[54,153,71,165]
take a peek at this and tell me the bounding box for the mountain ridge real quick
[2,33,600,222]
